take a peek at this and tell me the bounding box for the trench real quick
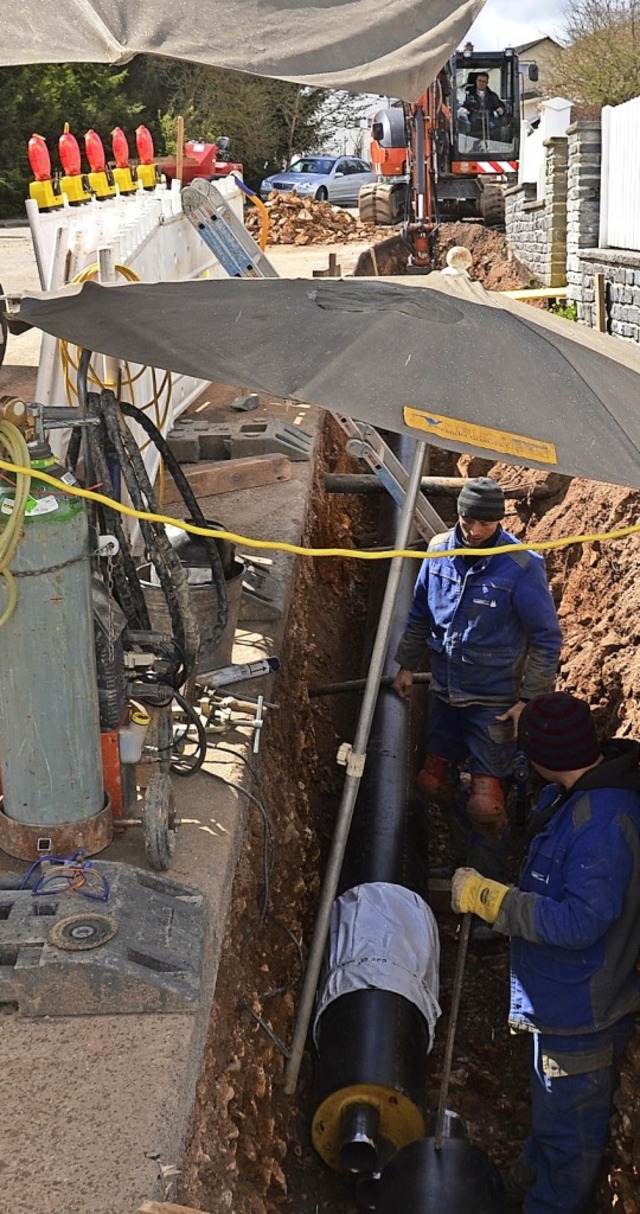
[179,416,640,1214]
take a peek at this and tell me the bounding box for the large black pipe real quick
[312,434,433,1175]
[311,436,506,1212]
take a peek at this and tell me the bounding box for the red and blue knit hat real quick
[518,692,601,771]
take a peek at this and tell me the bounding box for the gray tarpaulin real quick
[0,0,484,101]
[314,882,441,1046]
[15,272,640,489]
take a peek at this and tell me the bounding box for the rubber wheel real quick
[143,771,177,871]
[479,183,505,228]
[315,187,329,201]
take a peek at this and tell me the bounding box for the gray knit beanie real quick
[457,477,505,522]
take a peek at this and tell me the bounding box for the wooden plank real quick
[594,272,607,333]
[502,286,568,300]
[164,454,292,502]
[138,1203,214,1214]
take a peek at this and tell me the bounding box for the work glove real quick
[451,867,511,924]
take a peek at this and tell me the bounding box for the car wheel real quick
[315,187,329,201]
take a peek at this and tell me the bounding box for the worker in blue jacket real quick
[393,477,562,882]
[452,691,640,1213]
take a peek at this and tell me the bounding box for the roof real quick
[515,36,562,55]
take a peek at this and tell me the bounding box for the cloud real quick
[465,0,565,49]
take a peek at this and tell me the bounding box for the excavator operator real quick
[458,71,506,138]
[392,477,562,920]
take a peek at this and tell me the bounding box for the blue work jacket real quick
[496,741,640,1037]
[394,525,562,705]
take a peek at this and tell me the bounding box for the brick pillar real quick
[566,120,602,321]
[543,137,569,287]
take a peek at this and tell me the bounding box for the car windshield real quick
[286,158,336,175]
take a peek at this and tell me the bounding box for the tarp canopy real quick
[0,0,484,101]
[15,273,640,489]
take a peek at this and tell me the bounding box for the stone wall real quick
[566,119,640,340]
[504,138,568,286]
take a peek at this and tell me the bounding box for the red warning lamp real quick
[111,127,130,169]
[28,134,52,182]
[84,129,107,174]
[135,125,155,165]
[59,123,82,176]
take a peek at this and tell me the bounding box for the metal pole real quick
[284,439,427,1095]
[433,912,472,1150]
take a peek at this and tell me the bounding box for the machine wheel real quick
[478,182,505,228]
[315,186,329,201]
[359,182,406,227]
[143,771,177,871]
[0,284,8,368]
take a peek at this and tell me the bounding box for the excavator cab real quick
[451,49,520,164]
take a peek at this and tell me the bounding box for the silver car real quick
[260,156,377,204]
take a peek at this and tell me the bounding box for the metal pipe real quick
[325,474,555,499]
[309,672,431,698]
[283,439,428,1096]
[339,1102,381,1174]
[434,913,472,1151]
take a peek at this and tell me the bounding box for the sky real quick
[464,0,566,50]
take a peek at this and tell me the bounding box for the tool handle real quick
[434,912,472,1151]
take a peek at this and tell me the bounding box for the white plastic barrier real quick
[27,176,244,484]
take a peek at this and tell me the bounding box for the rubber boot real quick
[417,753,458,806]
[467,774,508,834]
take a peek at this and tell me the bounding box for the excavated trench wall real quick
[179,426,640,1214]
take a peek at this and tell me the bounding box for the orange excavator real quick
[358,46,538,271]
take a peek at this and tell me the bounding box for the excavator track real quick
[478,181,506,229]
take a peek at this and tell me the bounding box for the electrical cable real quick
[0,421,31,627]
[170,687,208,776]
[1,454,639,563]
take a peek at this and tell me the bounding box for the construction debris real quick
[245,192,381,246]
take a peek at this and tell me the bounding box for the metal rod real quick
[325,474,554,500]
[283,439,427,1096]
[434,912,472,1151]
[309,673,431,698]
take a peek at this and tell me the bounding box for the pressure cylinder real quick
[0,441,107,857]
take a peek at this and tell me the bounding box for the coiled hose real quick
[0,420,31,627]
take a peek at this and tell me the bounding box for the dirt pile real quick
[352,221,535,290]
[246,193,380,246]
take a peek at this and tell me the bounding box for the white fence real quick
[600,95,640,251]
[27,177,244,488]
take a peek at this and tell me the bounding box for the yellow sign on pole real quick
[403,407,558,465]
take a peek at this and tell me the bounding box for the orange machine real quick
[359,48,538,269]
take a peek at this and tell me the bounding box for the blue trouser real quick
[427,692,515,878]
[522,1019,634,1213]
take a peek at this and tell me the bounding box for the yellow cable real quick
[0,455,638,563]
[0,425,32,626]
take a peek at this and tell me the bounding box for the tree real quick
[155,61,330,189]
[548,1,640,108]
[0,63,143,218]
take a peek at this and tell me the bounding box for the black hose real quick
[98,391,199,682]
[118,400,228,644]
[171,687,208,776]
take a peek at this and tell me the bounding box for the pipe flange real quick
[47,912,118,952]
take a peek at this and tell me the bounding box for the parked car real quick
[260,156,377,205]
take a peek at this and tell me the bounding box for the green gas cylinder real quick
[0,440,107,856]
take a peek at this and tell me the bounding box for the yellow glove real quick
[451,867,511,923]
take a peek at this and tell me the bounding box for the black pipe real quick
[309,673,431,698]
[312,434,433,1176]
[325,473,555,499]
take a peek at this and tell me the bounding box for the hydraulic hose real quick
[117,400,228,645]
[98,390,200,682]
[0,420,31,627]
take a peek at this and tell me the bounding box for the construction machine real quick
[358,46,538,271]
